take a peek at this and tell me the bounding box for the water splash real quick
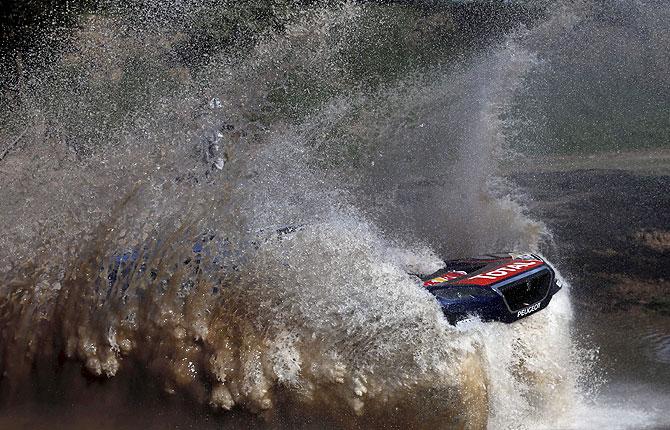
[0,1,586,427]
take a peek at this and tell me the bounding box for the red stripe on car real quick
[453,259,544,286]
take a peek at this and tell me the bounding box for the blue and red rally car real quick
[107,231,561,325]
[418,253,562,324]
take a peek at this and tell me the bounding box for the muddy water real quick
[1,0,670,428]
[510,167,670,429]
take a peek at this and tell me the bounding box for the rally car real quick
[418,253,562,324]
[106,228,561,325]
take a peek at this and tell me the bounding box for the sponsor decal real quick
[517,302,541,318]
[454,259,544,286]
[423,271,468,287]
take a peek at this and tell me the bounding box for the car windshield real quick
[432,287,498,300]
